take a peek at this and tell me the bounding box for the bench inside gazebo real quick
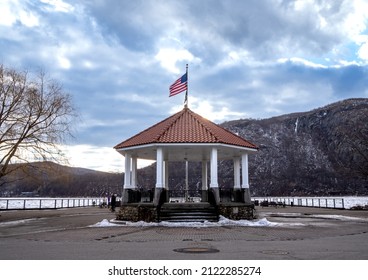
[114,106,258,222]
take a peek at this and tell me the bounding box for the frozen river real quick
[1,196,368,210]
[0,197,104,210]
[253,196,368,209]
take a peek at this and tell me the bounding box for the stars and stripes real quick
[169,73,187,97]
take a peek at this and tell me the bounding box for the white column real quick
[124,153,132,188]
[234,157,241,189]
[201,160,208,202]
[241,153,249,188]
[131,156,137,188]
[164,160,169,202]
[185,160,189,201]
[156,147,164,188]
[210,148,218,188]
[164,160,169,190]
[242,153,251,204]
[201,160,208,190]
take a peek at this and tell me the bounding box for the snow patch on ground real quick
[88,219,122,227]
[265,212,368,221]
[88,216,304,228]
[89,213,368,228]
[312,214,368,221]
[0,218,40,227]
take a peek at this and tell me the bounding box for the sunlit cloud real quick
[278,57,328,68]
[169,95,245,123]
[62,145,153,173]
[40,0,75,13]
[0,0,39,27]
[155,48,199,74]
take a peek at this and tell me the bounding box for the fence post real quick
[39,199,42,209]
[23,200,26,210]
[342,199,345,209]
[6,200,9,210]
[333,199,336,209]
[54,199,57,209]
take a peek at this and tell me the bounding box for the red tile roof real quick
[114,107,258,150]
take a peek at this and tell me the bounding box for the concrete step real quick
[159,203,219,222]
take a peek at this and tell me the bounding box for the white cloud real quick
[344,0,368,38]
[0,1,16,26]
[63,145,122,172]
[40,0,74,13]
[170,96,245,122]
[57,55,71,69]
[155,48,199,74]
[18,9,39,27]
[0,0,39,27]
[278,57,327,68]
[357,37,368,61]
[339,0,368,62]
[63,145,153,173]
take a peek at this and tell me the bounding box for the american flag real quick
[169,73,187,97]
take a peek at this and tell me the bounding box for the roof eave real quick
[115,142,258,153]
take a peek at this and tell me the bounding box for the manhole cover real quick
[174,247,219,254]
[261,250,289,255]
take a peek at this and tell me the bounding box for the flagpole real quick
[184,64,188,108]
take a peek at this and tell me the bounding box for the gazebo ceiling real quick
[114,106,258,161]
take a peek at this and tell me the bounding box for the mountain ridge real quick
[221,98,368,196]
[1,98,367,197]
[0,161,122,197]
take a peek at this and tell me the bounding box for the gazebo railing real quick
[124,188,247,204]
[167,189,203,202]
[139,189,154,203]
[125,189,154,203]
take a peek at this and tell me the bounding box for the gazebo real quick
[114,105,258,222]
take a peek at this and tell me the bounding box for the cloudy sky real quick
[1,0,368,172]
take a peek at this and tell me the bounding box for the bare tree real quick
[0,64,76,182]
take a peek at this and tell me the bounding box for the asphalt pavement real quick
[1,205,367,260]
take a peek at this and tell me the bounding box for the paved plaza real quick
[0,205,367,260]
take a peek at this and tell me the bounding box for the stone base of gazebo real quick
[218,203,255,220]
[115,203,255,222]
[116,203,158,223]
